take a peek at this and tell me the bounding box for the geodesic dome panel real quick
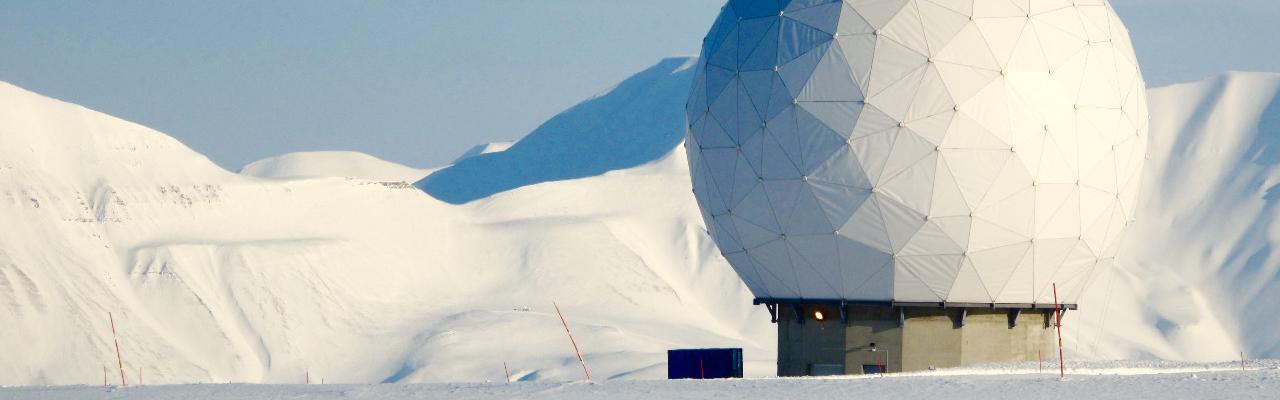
[686,0,1147,305]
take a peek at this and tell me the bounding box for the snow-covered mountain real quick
[239,151,432,182]
[417,57,698,204]
[0,71,770,386]
[1,58,1279,386]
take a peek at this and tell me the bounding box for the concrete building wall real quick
[897,308,963,372]
[841,306,903,374]
[957,309,1056,366]
[776,305,1057,376]
[777,304,848,376]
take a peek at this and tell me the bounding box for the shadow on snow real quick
[417,57,696,204]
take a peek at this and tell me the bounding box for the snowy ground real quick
[6,361,1277,400]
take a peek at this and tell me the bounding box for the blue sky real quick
[2,1,1277,169]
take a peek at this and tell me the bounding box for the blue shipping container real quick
[667,348,743,379]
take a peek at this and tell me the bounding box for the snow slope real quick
[0,77,771,386]
[5,361,1278,400]
[239,151,430,182]
[417,57,698,204]
[1093,72,1280,360]
[3,59,1280,387]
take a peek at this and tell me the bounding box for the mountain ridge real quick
[239,151,431,182]
[416,57,698,204]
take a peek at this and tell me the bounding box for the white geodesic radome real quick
[685,0,1147,305]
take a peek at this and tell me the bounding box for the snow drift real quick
[1,60,1279,386]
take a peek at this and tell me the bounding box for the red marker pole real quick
[109,313,128,387]
[504,362,511,383]
[1052,283,1065,380]
[1241,352,1246,371]
[553,302,591,381]
[1038,350,1043,372]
